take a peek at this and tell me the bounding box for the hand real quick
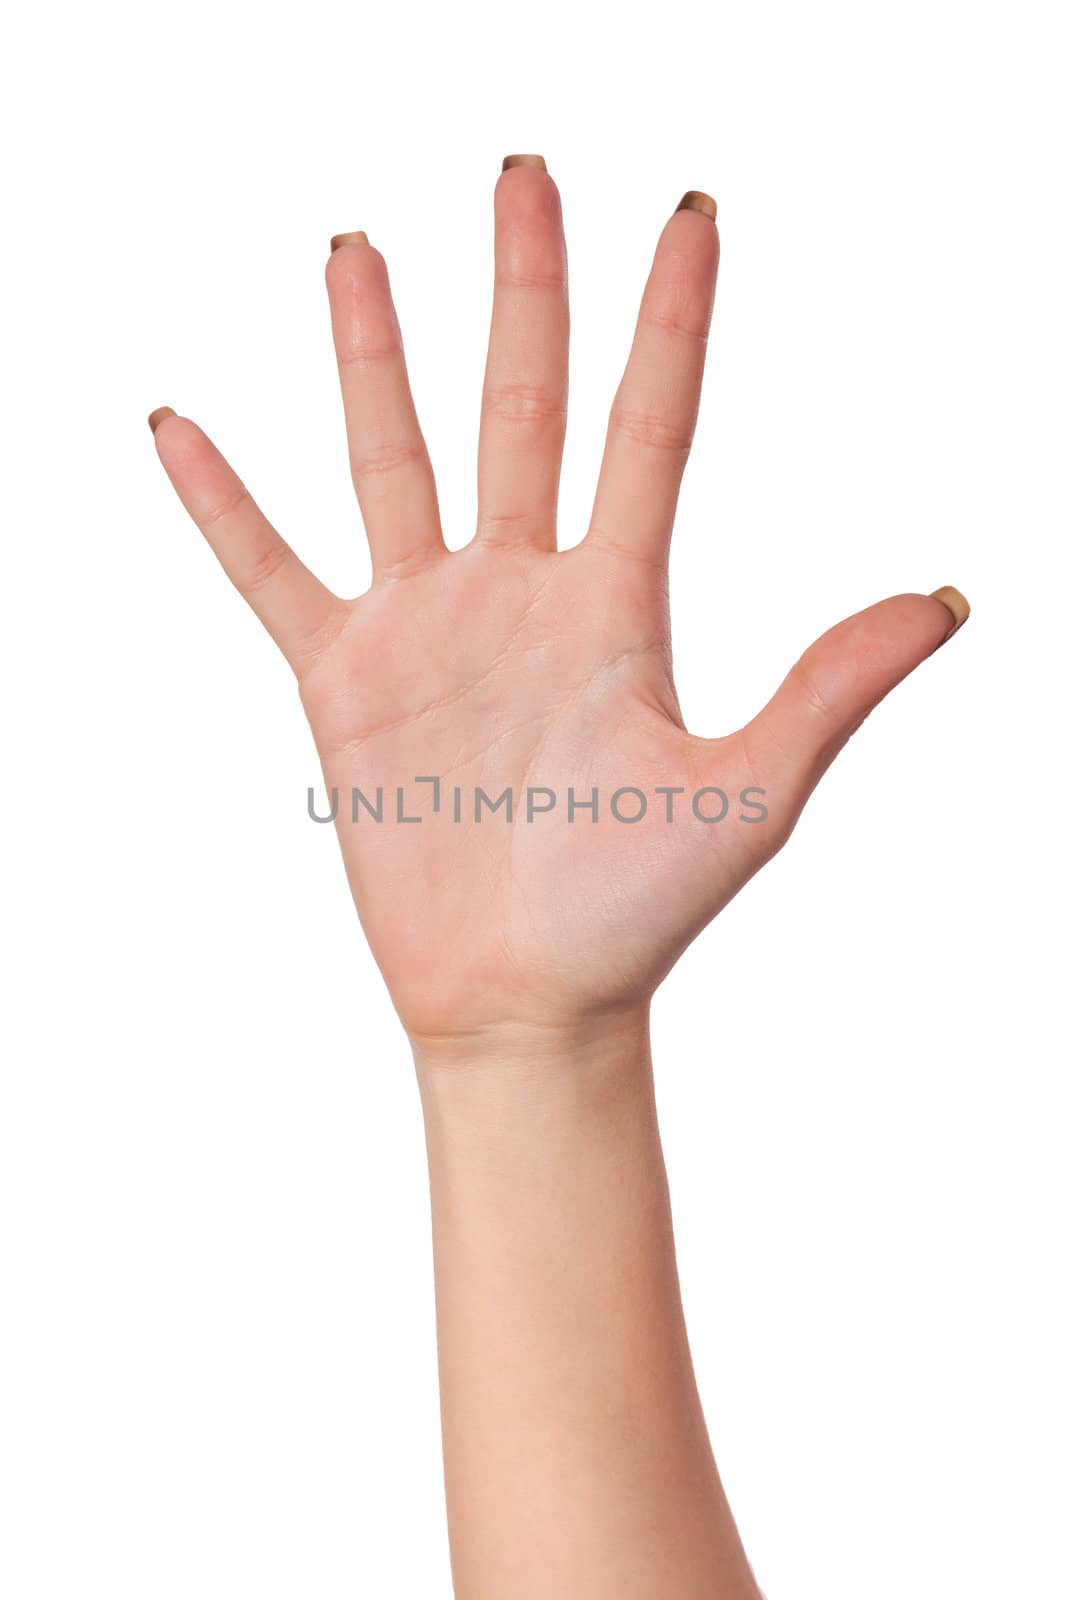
[150,158,968,1050]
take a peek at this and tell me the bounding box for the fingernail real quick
[675,190,718,222]
[148,406,175,434]
[330,231,369,252]
[929,585,971,639]
[502,154,547,172]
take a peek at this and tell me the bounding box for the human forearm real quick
[415,1012,760,1599]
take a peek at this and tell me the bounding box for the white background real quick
[2,1,1063,1595]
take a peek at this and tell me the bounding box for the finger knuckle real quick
[483,382,567,425]
[610,408,693,454]
[199,485,251,530]
[242,540,293,595]
[350,442,426,479]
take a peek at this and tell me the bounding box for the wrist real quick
[411,1002,655,1127]
[409,1001,652,1074]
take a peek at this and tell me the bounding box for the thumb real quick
[743,587,969,818]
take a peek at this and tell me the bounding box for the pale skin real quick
[151,155,968,1597]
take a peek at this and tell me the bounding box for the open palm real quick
[152,158,967,1045]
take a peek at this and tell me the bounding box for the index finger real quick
[585,194,720,568]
